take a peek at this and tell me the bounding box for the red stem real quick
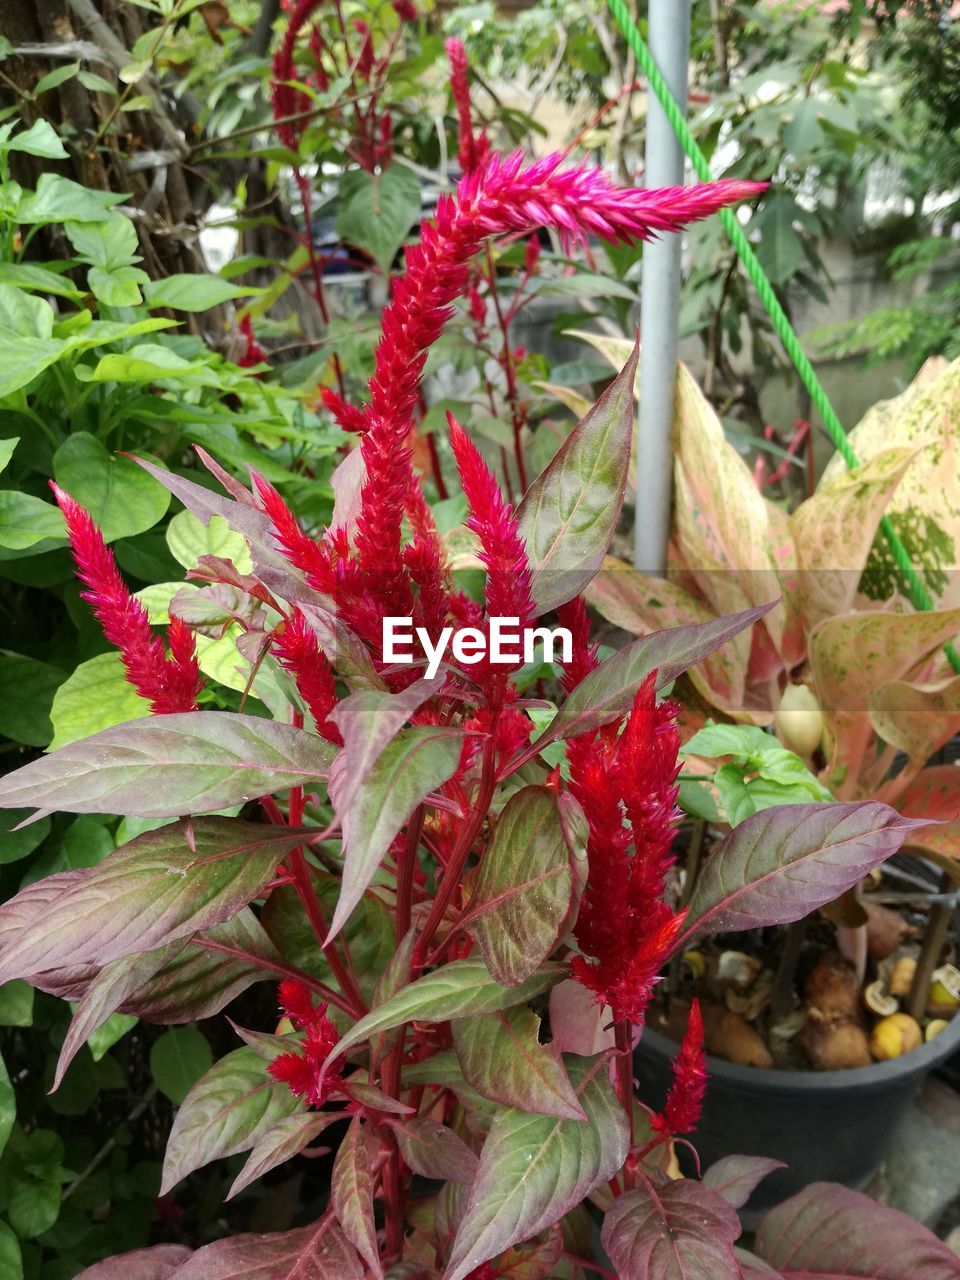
[396,803,425,942]
[484,244,528,493]
[196,938,355,1018]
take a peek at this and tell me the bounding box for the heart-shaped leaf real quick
[517,335,639,613]
[0,819,305,986]
[466,785,577,985]
[328,960,563,1069]
[682,802,926,941]
[328,723,463,940]
[0,713,335,821]
[453,1006,585,1121]
[444,1055,628,1280]
[161,1046,303,1193]
[601,1178,741,1280]
[754,1182,960,1279]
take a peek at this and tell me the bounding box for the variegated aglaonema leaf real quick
[681,802,927,943]
[601,1178,741,1280]
[444,1055,628,1280]
[466,785,578,985]
[516,334,639,613]
[0,712,335,820]
[0,819,307,987]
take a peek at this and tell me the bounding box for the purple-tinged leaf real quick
[548,979,616,1057]
[370,928,416,1075]
[754,1182,960,1280]
[465,785,577,985]
[328,960,563,1070]
[333,1118,383,1279]
[735,1247,782,1280]
[516,335,639,614]
[702,1156,786,1210]
[0,819,305,986]
[387,1118,480,1185]
[601,1178,741,1280]
[0,713,335,821]
[515,604,775,769]
[328,724,464,940]
[682,803,929,942]
[161,1045,303,1193]
[165,1221,364,1280]
[453,1006,586,1121]
[228,1113,338,1200]
[444,1055,628,1280]
[75,1245,192,1279]
[342,1079,415,1115]
[300,602,385,692]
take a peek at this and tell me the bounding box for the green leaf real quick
[0,437,17,475]
[0,652,66,745]
[53,432,170,542]
[517,335,639,614]
[31,64,80,97]
[86,1010,138,1061]
[0,810,50,866]
[8,119,68,157]
[78,69,118,94]
[0,1222,21,1280]
[466,786,579,986]
[8,1175,59,1238]
[150,1026,215,1104]
[329,724,464,939]
[48,652,151,750]
[64,216,139,269]
[0,1051,14,1157]
[601,1179,741,1280]
[17,174,122,224]
[332,1118,382,1279]
[330,961,564,1066]
[0,711,336,819]
[166,509,252,573]
[445,1055,629,1280]
[89,343,211,383]
[0,284,53,338]
[0,980,33,1026]
[0,817,314,984]
[161,1046,303,1192]
[335,165,420,273]
[754,194,804,286]
[88,264,149,306]
[143,273,263,312]
[682,803,926,941]
[0,262,83,299]
[453,1006,585,1121]
[0,491,66,551]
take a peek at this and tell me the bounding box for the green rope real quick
[606,0,960,674]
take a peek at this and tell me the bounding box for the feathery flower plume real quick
[446,38,489,174]
[353,19,374,78]
[51,484,202,714]
[269,980,345,1107]
[448,415,534,632]
[392,0,417,18]
[252,473,336,595]
[569,671,684,1024]
[271,0,322,149]
[321,388,367,435]
[557,596,599,694]
[272,610,342,744]
[523,234,541,276]
[353,153,764,607]
[236,315,268,369]
[651,999,707,1138]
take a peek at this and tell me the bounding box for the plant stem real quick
[289,849,367,1016]
[907,871,953,1022]
[614,1018,635,1156]
[484,245,528,493]
[397,804,425,942]
[770,917,807,1021]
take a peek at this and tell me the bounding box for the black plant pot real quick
[635,1015,960,1225]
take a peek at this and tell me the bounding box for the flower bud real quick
[775,683,823,759]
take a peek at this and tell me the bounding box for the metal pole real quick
[634,0,692,575]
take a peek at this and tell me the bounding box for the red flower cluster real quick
[566,669,684,1024]
[271,609,342,744]
[268,979,345,1107]
[651,999,708,1138]
[51,484,202,715]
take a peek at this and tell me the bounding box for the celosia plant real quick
[0,154,950,1280]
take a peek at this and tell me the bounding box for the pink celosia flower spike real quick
[651,999,708,1138]
[51,483,202,715]
[448,414,534,634]
[353,154,763,607]
[446,37,490,175]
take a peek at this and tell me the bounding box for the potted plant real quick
[571,334,960,1210]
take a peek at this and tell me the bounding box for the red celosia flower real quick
[352,154,763,614]
[523,234,541,276]
[321,388,367,435]
[448,415,534,642]
[51,484,202,715]
[446,37,488,175]
[557,596,599,693]
[271,609,342,745]
[252,473,336,595]
[392,0,417,18]
[271,0,322,150]
[569,671,684,1024]
[353,19,374,78]
[651,999,707,1138]
[236,315,268,369]
[269,980,345,1107]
